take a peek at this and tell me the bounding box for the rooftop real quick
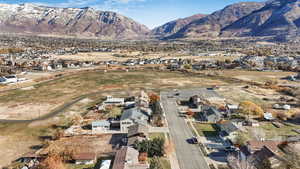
[92,120,110,126]
[127,124,149,138]
[120,107,149,122]
[247,140,281,153]
[72,152,96,160]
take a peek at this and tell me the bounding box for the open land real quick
[0,68,298,168]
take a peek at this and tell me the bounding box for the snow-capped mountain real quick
[0,3,149,39]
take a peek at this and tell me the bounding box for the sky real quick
[0,0,264,28]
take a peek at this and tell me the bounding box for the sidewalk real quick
[164,133,181,169]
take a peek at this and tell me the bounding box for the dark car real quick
[224,146,236,152]
[187,137,198,144]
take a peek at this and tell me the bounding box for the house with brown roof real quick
[246,140,281,154]
[127,124,149,146]
[112,147,148,169]
[72,152,97,165]
[239,140,283,169]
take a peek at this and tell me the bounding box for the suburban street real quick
[161,91,210,169]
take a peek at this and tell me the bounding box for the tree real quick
[239,101,264,119]
[134,138,165,157]
[149,138,165,157]
[149,93,160,105]
[149,157,163,169]
[37,154,66,169]
[281,151,300,169]
[232,132,248,146]
[259,158,272,169]
[184,64,192,69]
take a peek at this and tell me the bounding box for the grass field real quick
[258,122,300,139]
[193,123,219,137]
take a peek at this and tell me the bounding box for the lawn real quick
[67,163,95,169]
[149,133,165,140]
[148,157,171,169]
[159,158,171,169]
[258,122,300,139]
[193,123,219,137]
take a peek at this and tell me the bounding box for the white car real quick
[0,75,18,84]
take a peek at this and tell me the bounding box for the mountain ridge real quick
[0,3,149,40]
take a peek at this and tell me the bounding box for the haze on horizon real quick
[0,0,264,28]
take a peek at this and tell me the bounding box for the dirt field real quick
[41,134,123,156]
[202,70,295,84]
[52,51,240,62]
[0,70,228,121]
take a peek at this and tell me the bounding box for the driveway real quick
[161,91,210,169]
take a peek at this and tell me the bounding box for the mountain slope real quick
[165,2,265,39]
[221,0,300,41]
[0,3,149,39]
[151,14,207,38]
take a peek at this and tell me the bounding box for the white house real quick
[92,120,110,134]
[103,96,125,106]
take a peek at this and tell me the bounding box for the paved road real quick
[161,91,210,169]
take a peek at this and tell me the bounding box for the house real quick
[246,140,281,154]
[127,124,149,146]
[112,146,148,169]
[201,107,222,123]
[226,104,239,115]
[239,141,283,169]
[120,107,149,133]
[217,121,239,143]
[139,91,150,108]
[92,120,110,134]
[103,96,125,106]
[99,160,112,169]
[73,153,96,165]
[189,95,201,108]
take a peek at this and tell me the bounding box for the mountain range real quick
[0,0,300,41]
[0,3,149,40]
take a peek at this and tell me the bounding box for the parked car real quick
[187,137,198,144]
[224,146,236,152]
[0,75,18,84]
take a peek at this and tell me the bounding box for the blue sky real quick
[0,0,264,28]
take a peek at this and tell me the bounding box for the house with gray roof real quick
[120,107,149,132]
[217,121,239,143]
[201,107,222,123]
